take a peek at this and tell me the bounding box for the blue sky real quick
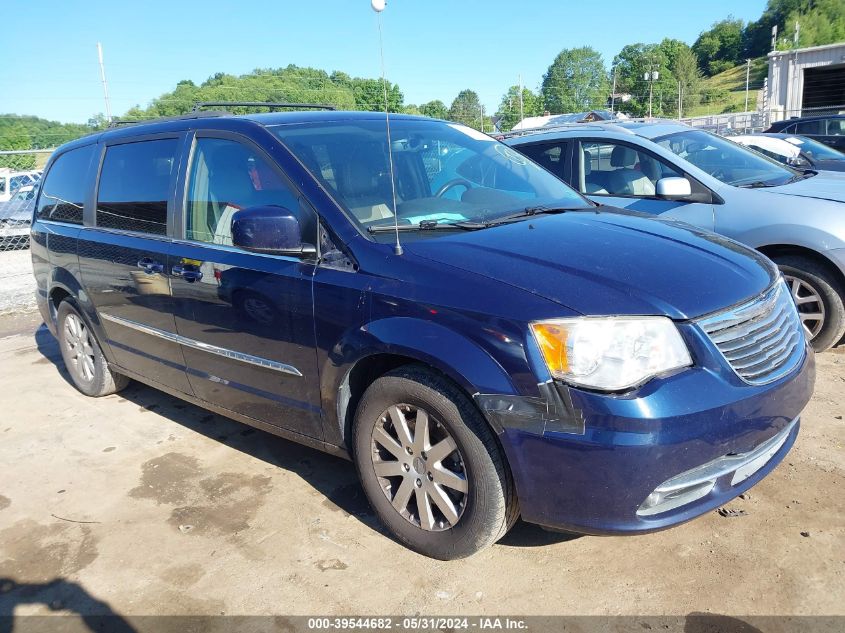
[1,0,767,124]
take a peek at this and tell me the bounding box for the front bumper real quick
[490,333,815,535]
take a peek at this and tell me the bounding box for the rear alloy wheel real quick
[63,312,97,383]
[353,366,517,559]
[57,301,129,397]
[775,256,845,352]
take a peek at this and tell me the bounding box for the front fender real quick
[748,225,845,254]
[362,317,517,394]
[320,317,520,447]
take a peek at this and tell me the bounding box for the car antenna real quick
[372,0,403,256]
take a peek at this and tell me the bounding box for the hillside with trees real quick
[2,0,844,147]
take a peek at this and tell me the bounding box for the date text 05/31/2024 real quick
[307,617,528,630]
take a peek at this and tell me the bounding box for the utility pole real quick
[518,74,524,125]
[678,80,682,120]
[97,42,112,123]
[480,104,484,133]
[744,58,751,126]
[610,66,617,114]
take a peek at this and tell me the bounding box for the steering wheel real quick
[435,179,474,198]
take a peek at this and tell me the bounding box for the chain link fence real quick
[0,150,48,314]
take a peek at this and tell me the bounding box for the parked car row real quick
[0,168,41,203]
[765,113,845,152]
[32,105,816,559]
[731,133,845,172]
[0,183,36,250]
[502,119,845,353]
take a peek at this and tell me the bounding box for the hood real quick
[407,210,776,320]
[767,171,845,202]
[813,160,845,173]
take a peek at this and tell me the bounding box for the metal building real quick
[767,42,845,122]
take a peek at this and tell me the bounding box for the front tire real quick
[56,300,129,397]
[352,365,517,559]
[775,256,845,352]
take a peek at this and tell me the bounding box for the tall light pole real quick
[518,74,524,124]
[96,42,113,123]
[644,69,658,118]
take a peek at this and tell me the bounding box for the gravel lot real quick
[0,310,842,625]
[0,249,36,316]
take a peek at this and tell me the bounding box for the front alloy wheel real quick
[774,255,845,352]
[783,274,825,339]
[353,366,517,559]
[371,404,468,531]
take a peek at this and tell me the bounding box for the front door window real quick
[185,137,313,246]
[578,141,682,197]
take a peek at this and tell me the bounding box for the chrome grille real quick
[697,280,805,385]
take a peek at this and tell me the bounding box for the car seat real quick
[583,150,608,194]
[608,146,655,196]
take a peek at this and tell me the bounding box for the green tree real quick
[495,85,542,131]
[350,77,404,112]
[420,100,449,120]
[0,124,36,170]
[86,113,110,130]
[448,90,484,130]
[781,0,845,49]
[541,47,609,114]
[692,17,745,75]
[743,0,804,56]
[671,47,704,116]
[613,43,675,117]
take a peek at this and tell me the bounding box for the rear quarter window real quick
[96,138,178,235]
[37,145,97,224]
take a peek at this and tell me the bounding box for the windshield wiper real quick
[738,181,777,189]
[786,170,817,184]
[482,204,597,227]
[367,220,485,234]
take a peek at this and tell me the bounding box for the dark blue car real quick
[31,108,815,559]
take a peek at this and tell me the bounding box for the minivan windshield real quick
[656,129,800,188]
[783,135,845,161]
[272,118,589,235]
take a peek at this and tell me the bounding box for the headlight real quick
[529,317,692,391]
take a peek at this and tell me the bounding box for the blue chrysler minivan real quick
[31,107,814,559]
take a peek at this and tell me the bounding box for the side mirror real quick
[787,155,810,168]
[231,206,316,257]
[655,177,692,200]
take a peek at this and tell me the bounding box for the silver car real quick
[505,120,845,351]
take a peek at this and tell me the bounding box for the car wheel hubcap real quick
[63,314,96,382]
[784,274,825,339]
[370,404,467,531]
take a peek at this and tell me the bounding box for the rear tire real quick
[352,365,517,560]
[774,256,845,352]
[56,300,129,397]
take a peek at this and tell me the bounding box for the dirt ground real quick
[0,310,843,621]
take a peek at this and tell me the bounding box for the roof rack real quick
[190,101,337,112]
[107,110,226,128]
[105,102,338,129]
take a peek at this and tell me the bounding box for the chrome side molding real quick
[100,313,303,377]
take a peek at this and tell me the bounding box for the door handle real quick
[172,264,203,282]
[136,258,164,274]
